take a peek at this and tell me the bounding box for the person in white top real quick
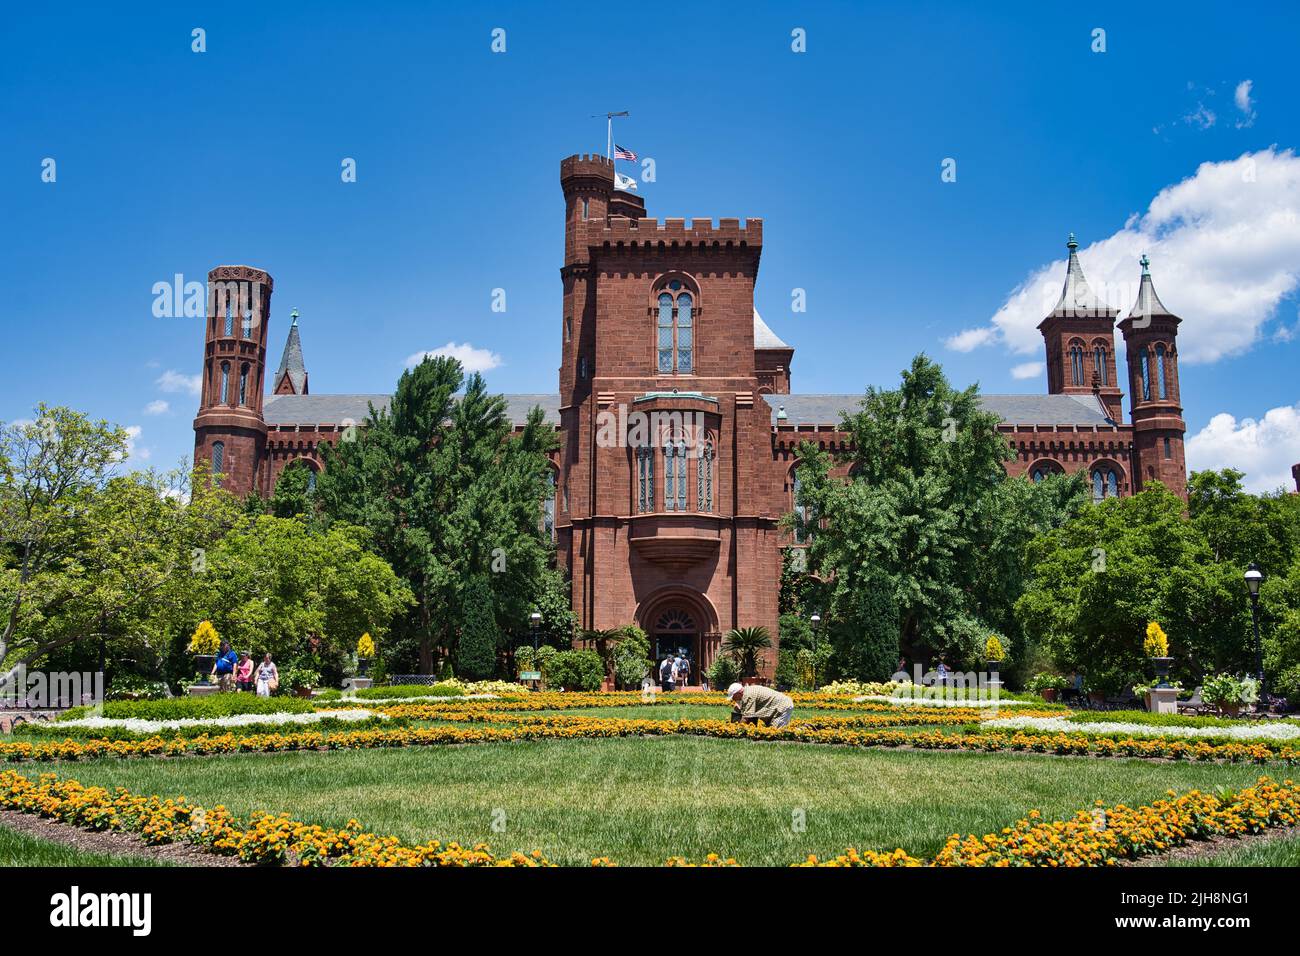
[255,653,279,697]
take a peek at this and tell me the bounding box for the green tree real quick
[1015,484,1242,694]
[796,355,1081,670]
[456,575,500,679]
[314,356,557,673]
[193,515,412,684]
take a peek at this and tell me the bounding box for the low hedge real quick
[58,693,315,723]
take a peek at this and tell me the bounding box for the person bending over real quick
[726,682,794,728]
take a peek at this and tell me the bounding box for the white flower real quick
[53,709,385,734]
[981,714,1300,742]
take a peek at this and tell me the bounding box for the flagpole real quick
[607,115,612,160]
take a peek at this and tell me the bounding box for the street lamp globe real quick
[1244,563,1263,598]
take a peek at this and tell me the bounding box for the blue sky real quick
[3,1,1298,489]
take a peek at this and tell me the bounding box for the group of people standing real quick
[657,652,691,691]
[211,642,280,696]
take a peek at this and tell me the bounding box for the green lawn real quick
[0,823,169,867]
[33,735,1276,866]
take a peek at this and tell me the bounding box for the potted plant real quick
[1143,622,1173,687]
[356,633,376,677]
[188,621,220,684]
[1027,672,1067,702]
[1202,673,1244,717]
[283,665,321,698]
[984,635,1006,678]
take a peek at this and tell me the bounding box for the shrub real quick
[58,693,314,722]
[357,633,376,658]
[611,627,651,689]
[1202,673,1245,707]
[105,673,169,702]
[706,654,740,689]
[984,635,1005,661]
[1026,673,1069,693]
[280,666,321,692]
[188,621,220,655]
[456,576,500,680]
[544,650,604,691]
[1143,621,1169,658]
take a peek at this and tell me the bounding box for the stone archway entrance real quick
[636,590,720,688]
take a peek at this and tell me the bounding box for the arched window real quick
[220,363,230,404]
[1156,344,1168,400]
[1091,466,1120,502]
[581,197,589,218]
[211,441,225,484]
[1031,467,1047,482]
[655,281,694,373]
[1069,345,1084,385]
[698,440,714,513]
[1139,347,1151,401]
[1093,346,1108,386]
[306,469,317,493]
[238,364,249,406]
[241,305,253,339]
[542,470,556,541]
[223,298,233,337]
[636,446,654,513]
[664,439,687,511]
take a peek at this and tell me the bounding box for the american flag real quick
[614,144,637,161]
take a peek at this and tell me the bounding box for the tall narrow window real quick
[220,363,230,404]
[238,365,248,406]
[1093,346,1108,385]
[1091,467,1119,502]
[793,467,810,543]
[657,293,674,372]
[581,197,589,218]
[306,469,317,494]
[664,442,687,511]
[1069,346,1084,385]
[224,299,234,337]
[1163,437,1172,460]
[542,470,556,541]
[1156,345,1168,400]
[1107,470,1118,498]
[654,283,696,374]
[698,440,714,512]
[1139,347,1151,401]
[211,441,225,484]
[676,293,693,372]
[1092,470,1104,503]
[241,305,253,339]
[636,446,653,512]
[564,315,572,343]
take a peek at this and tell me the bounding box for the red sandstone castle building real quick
[194,154,1193,679]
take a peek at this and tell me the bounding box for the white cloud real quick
[123,425,151,463]
[1186,404,1300,493]
[1234,80,1257,128]
[943,326,998,353]
[1183,103,1216,129]
[405,342,503,373]
[1010,362,1043,380]
[143,400,170,415]
[155,370,202,395]
[950,148,1300,364]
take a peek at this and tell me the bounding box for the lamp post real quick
[1244,563,1265,705]
[528,611,542,690]
[809,612,822,692]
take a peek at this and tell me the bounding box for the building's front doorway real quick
[652,608,697,687]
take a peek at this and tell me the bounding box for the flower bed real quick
[983,714,1300,743]
[3,768,1296,868]
[22,709,387,738]
[4,714,1297,764]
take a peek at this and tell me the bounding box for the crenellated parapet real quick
[584,216,762,252]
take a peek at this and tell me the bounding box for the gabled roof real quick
[1126,254,1177,321]
[275,312,308,394]
[753,309,790,349]
[1048,234,1118,319]
[263,393,560,427]
[764,393,1114,427]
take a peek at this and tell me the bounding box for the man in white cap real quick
[726,682,794,728]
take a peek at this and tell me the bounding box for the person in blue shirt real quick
[212,641,239,692]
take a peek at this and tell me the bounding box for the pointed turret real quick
[1126,253,1175,321]
[1038,234,1123,420]
[273,309,309,395]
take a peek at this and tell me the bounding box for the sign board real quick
[520,671,542,681]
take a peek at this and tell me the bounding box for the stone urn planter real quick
[357,658,371,677]
[1040,687,1058,703]
[1150,656,1174,688]
[986,659,1001,679]
[293,685,314,699]
[192,655,216,683]
[1218,702,1241,718]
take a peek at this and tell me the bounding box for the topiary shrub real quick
[544,650,604,691]
[707,654,740,690]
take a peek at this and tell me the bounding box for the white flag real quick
[614,172,638,192]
